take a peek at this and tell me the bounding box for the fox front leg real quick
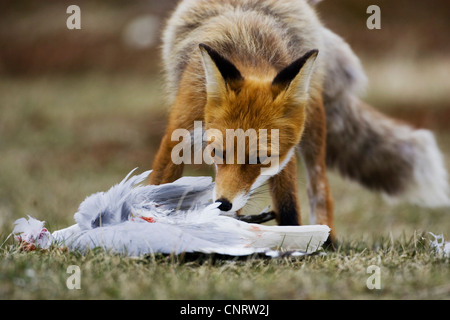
[269,153,302,226]
[299,97,336,245]
[149,131,185,185]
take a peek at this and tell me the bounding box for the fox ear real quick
[199,43,243,98]
[272,49,318,100]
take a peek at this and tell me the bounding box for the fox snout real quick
[213,164,267,212]
[215,198,233,211]
[214,191,251,213]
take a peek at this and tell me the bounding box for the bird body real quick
[13,169,330,257]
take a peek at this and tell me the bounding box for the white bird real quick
[13,169,330,257]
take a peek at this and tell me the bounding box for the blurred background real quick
[0,0,449,238]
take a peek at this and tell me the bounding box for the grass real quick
[1,235,448,299]
[0,71,449,300]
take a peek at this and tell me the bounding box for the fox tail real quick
[322,29,450,207]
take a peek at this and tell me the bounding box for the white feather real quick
[13,216,51,248]
[13,169,330,256]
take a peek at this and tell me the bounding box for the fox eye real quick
[212,148,225,160]
[256,155,270,165]
[249,155,263,165]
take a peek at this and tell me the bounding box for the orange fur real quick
[150,0,334,243]
[149,0,450,248]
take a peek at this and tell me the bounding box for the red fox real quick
[149,0,449,243]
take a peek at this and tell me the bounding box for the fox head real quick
[199,44,318,212]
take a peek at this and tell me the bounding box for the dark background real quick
[1,0,449,74]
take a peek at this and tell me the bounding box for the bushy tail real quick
[325,94,450,207]
[321,29,450,207]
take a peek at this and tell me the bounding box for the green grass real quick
[0,72,449,300]
[1,235,448,299]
